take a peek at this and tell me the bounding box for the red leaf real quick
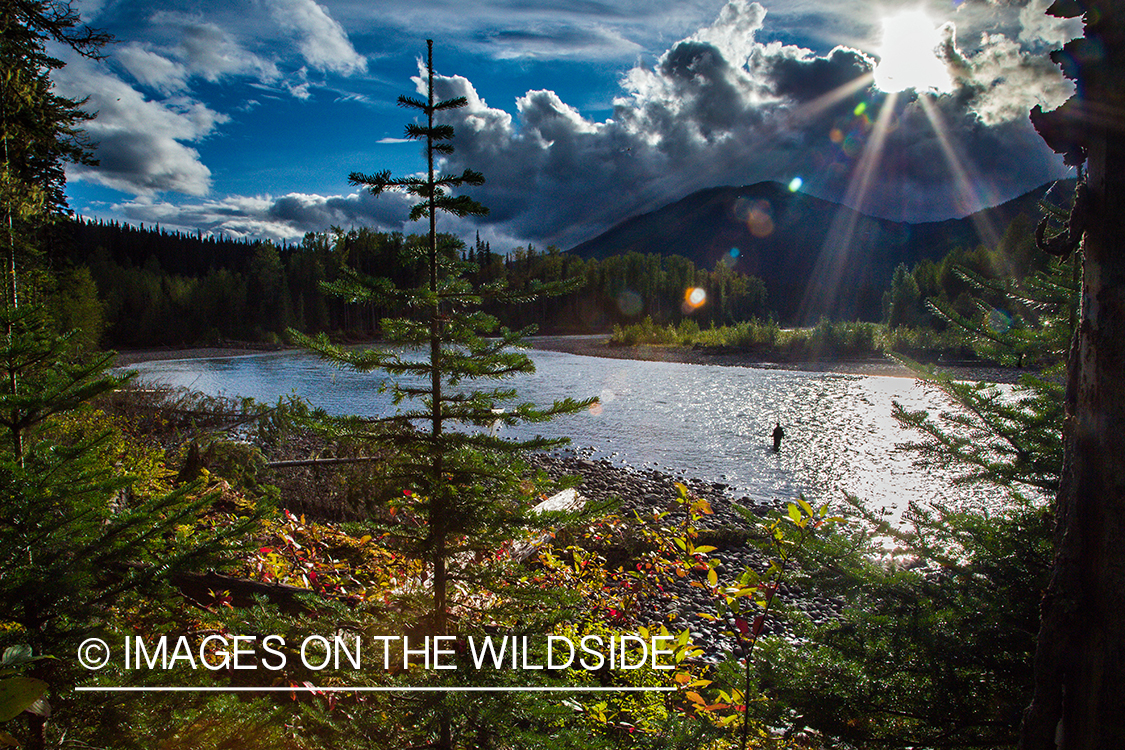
[752,615,765,637]
[734,617,750,638]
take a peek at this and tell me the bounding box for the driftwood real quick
[511,488,587,562]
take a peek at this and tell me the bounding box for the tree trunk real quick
[1021,4,1125,747]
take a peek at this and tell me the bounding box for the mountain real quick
[568,180,1069,323]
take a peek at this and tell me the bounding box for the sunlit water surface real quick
[129,348,1007,522]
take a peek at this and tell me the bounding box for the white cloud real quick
[266,0,367,74]
[73,0,108,22]
[114,44,189,93]
[55,56,228,196]
[1018,0,1083,47]
[477,23,643,60]
[689,0,767,66]
[942,29,1075,126]
[111,189,414,242]
[159,14,282,83]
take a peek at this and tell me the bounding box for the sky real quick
[58,0,1083,251]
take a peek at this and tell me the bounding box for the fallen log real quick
[170,570,327,614]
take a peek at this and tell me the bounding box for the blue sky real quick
[58,0,1082,250]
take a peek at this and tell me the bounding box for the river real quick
[127,346,1007,524]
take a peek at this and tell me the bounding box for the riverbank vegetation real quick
[609,317,968,363]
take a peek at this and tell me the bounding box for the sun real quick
[873,9,953,94]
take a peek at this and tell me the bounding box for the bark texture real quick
[1021,4,1125,747]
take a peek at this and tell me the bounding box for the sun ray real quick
[788,72,876,124]
[797,91,899,323]
[916,94,1001,250]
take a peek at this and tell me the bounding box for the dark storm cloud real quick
[267,192,406,229]
[769,46,873,101]
[412,0,1071,248]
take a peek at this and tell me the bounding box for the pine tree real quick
[2,0,108,303]
[0,304,254,749]
[291,40,592,748]
[891,254,1075,497]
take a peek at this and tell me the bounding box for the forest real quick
[4,1,1125,750]
[47,218,769,349]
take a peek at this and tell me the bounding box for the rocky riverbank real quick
[530,451,845,662]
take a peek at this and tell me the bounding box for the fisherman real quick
[771,421,785,452]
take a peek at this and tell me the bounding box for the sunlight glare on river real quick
[129,348,1008,523]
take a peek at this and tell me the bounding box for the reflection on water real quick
[129,348,1006,522]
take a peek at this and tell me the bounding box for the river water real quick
[128,347,1006,523]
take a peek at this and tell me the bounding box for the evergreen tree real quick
[291,40,592,749]
[0,7,263,747]
[884,261,922,329]
[2,0,109,301]
[891,255,1075,497]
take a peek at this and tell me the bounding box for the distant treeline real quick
[49,218,772,349]
[881,213,1048,330]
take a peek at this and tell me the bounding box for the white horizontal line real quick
[76,686,676,693]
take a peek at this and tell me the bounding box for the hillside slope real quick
[569,180,1068,322]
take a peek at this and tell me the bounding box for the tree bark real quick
[1021,4,1125,747]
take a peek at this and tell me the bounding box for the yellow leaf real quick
[787,503,802,524]
[685,690,705,705]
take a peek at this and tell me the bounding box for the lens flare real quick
[747,202,773,237]
[787,176,803,192]
[734,198,774,237]
[683,287,706,312]
[989,308,1012,334]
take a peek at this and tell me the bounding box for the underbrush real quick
[30,382,1041,750]
[41,383,828,749]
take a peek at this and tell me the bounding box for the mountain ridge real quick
[568,180,1070,323]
